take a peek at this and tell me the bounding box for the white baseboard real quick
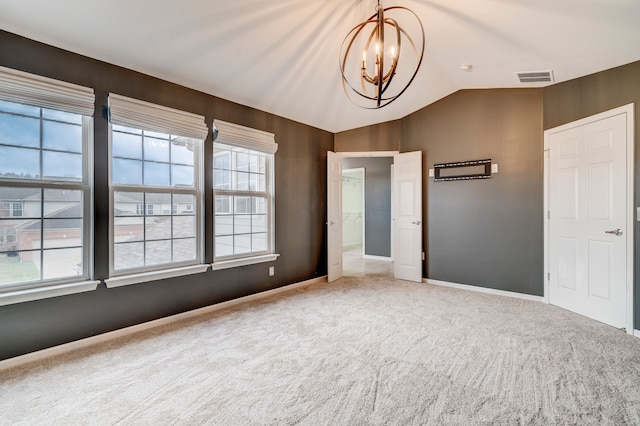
[425,278,545,303]
[635,329,640,339]
[363,255,392,262]
[0,276,327,371]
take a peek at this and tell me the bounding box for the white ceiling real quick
[0,0,639,133]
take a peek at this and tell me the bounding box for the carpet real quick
[1,276,639,425]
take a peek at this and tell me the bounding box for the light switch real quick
[491,163,499,173]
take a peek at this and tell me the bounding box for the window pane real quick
[0,251,40,285]
[112,131,142,159]
[234,234,251,255]
[213,149,230,169]
[252,214,267,233]
[215,235,233,257]
[0,219,39,252]
[112,124,142,135]
[235,151,250,172]
[0,146,39,179]
[43,151,82,180]
[146,216,171,240]
[234,215,251,235]
[252,233,267,252]
[44,189,82,218]
[171,138,195,165]
[234,171,250,190]
[114,217,143,242]
[114,242,144,270]
[43,121,82,153]
[173,215,195,238]
[42,109,83,124]
[144,137,170,162]
[0,113,39,148]
[144,130,169,139]
[113,159,142,185]
[214,169,230,190]
[215,195,230,214]
[171,165,194,187]
[0,100,39,117]
[0,187,40,218]
[144,162,170,186]
[215,215,233,236]
[42,247,82,280]
[173,194,195,214]
[147,193,171,214]
[145,240,171,266]
[114,191,143,216]
[42,219,82,248]
[173,238,196,262]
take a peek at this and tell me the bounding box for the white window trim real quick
[105,264,209,288]
[211,253,279,271]
[0,280,100,307]
[212,121,279,264]
[108,94,208,278]
[0,68,95,300]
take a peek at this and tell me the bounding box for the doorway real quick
[327,151,423,282]
[544,104,634,333]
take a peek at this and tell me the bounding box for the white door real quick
[327,151,343,282]
[547,109,631,329]
[393,151,423,282]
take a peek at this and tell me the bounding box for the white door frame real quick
[330,151,399,270]
[543,103,635,334]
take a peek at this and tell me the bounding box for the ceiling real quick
[0,0,639,133]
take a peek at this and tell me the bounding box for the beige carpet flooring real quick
[1,276,640,425]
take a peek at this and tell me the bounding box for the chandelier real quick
[339,1,425,109]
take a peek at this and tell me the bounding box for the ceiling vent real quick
[516,70,554,83]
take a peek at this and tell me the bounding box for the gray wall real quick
[0,30,333,361]
[342,157,393,258]
[401,89,544,295]
[543,61,640,329]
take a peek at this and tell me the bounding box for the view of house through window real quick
[0,99,90,288]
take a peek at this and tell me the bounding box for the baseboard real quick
[425,279,545,303]
[363,255,392,262]
[0,276,327,371]
[635,329,640,339]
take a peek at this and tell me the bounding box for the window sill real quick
[105,264,210,289]
[212,253,280,271]
[0,280,100,307]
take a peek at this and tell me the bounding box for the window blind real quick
[213,119,278,154]
[0,65,95,116]
[109,93,208,141]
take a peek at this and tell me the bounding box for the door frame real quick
[342,167,366,256]
[543,103,635,334]
[329,151,399,272]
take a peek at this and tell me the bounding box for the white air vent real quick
[516,70,554,83]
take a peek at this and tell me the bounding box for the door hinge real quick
[422,252,425,261]
[547,210,550,220]
[547,272,550,280]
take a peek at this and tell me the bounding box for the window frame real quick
[0,101,95,296]
[106,94,209,282]
[211,120,279,270]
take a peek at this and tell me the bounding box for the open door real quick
[393,151,423,282]
[327,151,343,282]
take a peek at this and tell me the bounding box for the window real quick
[0,66,94,295]
[212,120,278,267]
[108,94,208,277]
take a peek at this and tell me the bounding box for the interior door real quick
[548,112,628,328]
[327,151,343,282]
[393,151,423,282]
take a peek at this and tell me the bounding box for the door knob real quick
[605,228,623,236]
[411,220,421,225]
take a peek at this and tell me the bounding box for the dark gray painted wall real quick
[0,30,333,361]
[401,89,544,295]
[342,157,393,257]
[543,61,640,330]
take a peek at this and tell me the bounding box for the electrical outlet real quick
[269,266,275,276]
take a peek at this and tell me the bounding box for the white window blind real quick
[109,93,208,141]
[0,65,95,116]
[213,119,278,154]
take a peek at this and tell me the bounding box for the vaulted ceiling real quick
[0,0,639,133]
